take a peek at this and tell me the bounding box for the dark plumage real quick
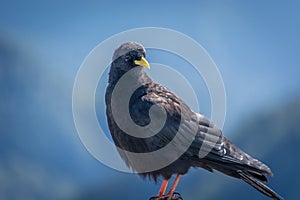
[105,42,283,200]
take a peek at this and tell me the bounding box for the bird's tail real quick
[207,159,284,200]
[237,171,284,200]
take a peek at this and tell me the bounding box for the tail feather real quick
[247,170,268,183]
[238,171,284,200]
[198,135,283,199]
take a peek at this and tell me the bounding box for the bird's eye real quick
[136,55,142,61]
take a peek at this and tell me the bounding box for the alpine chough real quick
[105,42,282,200]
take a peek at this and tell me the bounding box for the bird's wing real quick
[192,114,273,177]
[139,83,272,176]
[135,83,201,153]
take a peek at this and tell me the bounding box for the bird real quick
[105,42,283,200]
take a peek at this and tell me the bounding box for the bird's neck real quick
[108,65,151,87]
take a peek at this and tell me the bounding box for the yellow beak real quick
[134,57,150,69]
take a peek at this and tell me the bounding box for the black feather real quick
[238,171,284,200]
[105,42,283,199]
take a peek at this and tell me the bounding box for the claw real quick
[172,192,183,200]
[148,192,183,200]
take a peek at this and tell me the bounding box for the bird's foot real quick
[149,192,183,200]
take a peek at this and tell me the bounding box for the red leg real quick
[158,179,169,196]
[166,174,182,199]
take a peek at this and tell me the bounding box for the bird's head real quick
[112,42,150,71]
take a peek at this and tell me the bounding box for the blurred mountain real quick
[194,97,300,200]
[74,96,300,200]
[0,37,109,199]
[0,36,76,199]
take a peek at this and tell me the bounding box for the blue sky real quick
[2,1,299,125]
[1,0,300,199]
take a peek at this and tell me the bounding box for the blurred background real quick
[1,0,300,199]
